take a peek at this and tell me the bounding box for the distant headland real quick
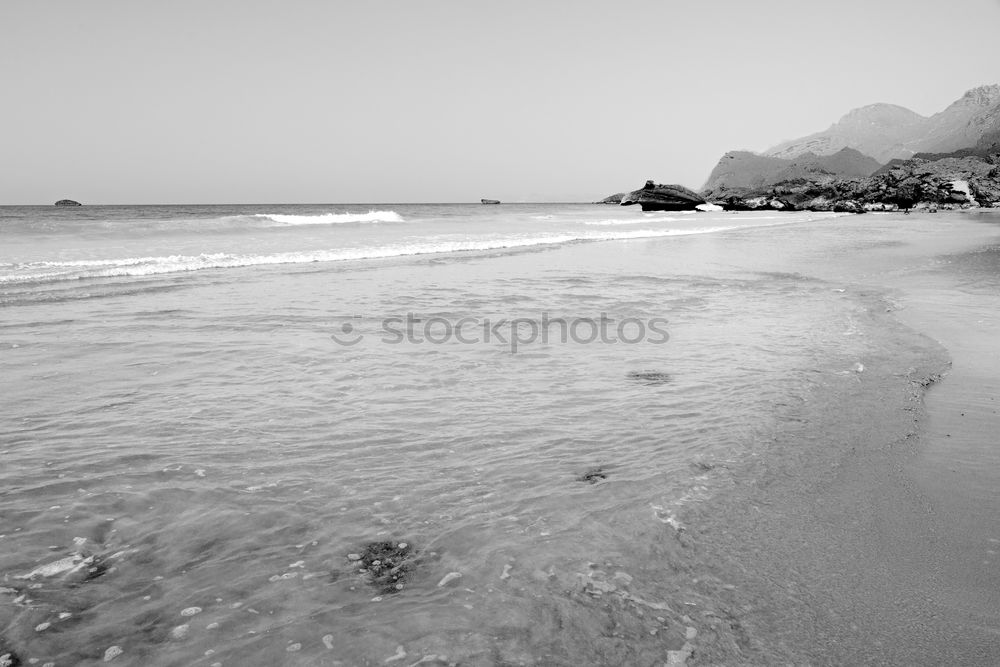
[55,199,82,206]
[602,84,1000,213]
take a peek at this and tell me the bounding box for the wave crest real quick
[252,210,404,226]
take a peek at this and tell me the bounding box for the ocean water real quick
[0,204,977,665]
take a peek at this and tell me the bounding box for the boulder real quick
[832,200,864,213]
[55,199,81,206]
[620,180,706,211]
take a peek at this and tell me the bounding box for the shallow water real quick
[1,205,994,665]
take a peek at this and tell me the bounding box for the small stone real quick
[686,626,697,639]
[35,622,51,631]
[59,612,72,620]
[437,572,462,587]
[104,646,123,662]
[347,553,361,561]
[397,542,407,549]
[286,643,302,652]
[181,606,202,617]
[500,564,512,580]
[384,645,407,663]
[170,624,190,640]
[322,634,335,649]
[206,622,219,630]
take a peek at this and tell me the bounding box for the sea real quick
[1,203,998,665]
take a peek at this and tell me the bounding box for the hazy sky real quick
[3,0,1000,204]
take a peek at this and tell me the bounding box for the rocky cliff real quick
[706,150,999,213]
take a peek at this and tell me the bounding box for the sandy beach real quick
[672,210,1000,665]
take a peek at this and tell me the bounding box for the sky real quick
[2,0,1000,204]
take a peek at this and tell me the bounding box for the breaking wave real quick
[1,213,846,285]
[251,210,404,225]
[0,227,747,285]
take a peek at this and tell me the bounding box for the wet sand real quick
[680,212,1000,665]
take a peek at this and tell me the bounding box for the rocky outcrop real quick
[54,199,81,206]
[706,153,1000,213]
[701,84,1000,213]
[620,180,706,211]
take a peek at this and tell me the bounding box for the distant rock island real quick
[55,199,81,206]
[698,84,1000,212]
[480,198,500,205]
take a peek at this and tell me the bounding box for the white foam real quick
[1,214,841,285]
[252,210,404,225]
[584,216,682,226]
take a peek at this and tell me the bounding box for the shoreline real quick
[672,213,1000,664]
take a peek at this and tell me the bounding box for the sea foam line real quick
[0,215,844,285]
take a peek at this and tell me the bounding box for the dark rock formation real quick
[55,199,81,206]
[480,199,500,205]
[706,151,1000,213]
[704,98,1000,214]
[349,540,417,594]
[578,467,608,484]
[597,192,625,204]
[620,180,706,211]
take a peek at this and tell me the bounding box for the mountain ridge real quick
[762,84,1000,163]
[698,84,1000,212]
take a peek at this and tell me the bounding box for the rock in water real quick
[54,199,81,206]
[620,180,706,211]
[0,640,21,667]
[350,540,417,593]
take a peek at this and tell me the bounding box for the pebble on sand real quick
[322,634,335,650]
[437,572,462,587]
[180,606,202,617]
[103,646,123,662]
[286,643,302,652]
[384,645,407,663]
[170,624,190,640]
